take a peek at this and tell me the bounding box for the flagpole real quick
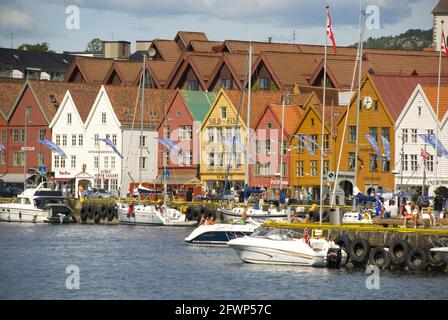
[435,20,443,191]
[139,53,146,205]
[319,6,329,225]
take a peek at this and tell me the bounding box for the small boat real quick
[430,247,448,263]
[0,182,74,224]
[342,211,373,224]
[218,205,287,222]
[185,220,260,246]
[227,227,347,268]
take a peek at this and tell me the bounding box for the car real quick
[0,186,23,198]
[85,188,115,199]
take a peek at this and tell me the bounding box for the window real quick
[349,126,357,143]
[236,152,242,167]
[183,151,192,166]
[369,127,378,142]
[216,127,223,143]
[310,134,318,153]
[54,155,60,168]
[267,122,272,129]
[418,106,422,116]
[111,157,115,169]
[381,127,390,142]
[265,140,271,155]
[310,161,318,176]
[281,141,288,156]
[426,155,434,172]
[94,156,99,169]
[373,100,378,111]
[410,154,418,171]
[402,154,408,171]
[381,156,390,172]
[94,134,99,146]
[101,113,107,124]
[311,118,315,127]
[60,157,65,168]
[139,136,147,147]
[163,126,170,139]
[176,112,181,118]
[1,130,6,143]
[324,160,329,175]
[187,80,198,91]
[106,134,110,141]
[67,113,72,124]
[427,129,434,135]
[323,134,330,151]
[61,135,66,146]
[39,153,45,166]
[78,134,83,146]
[12,151,24,166]
[112,134,117,145]
[255,162,261,176]
[71,155,76,169]
[255,141,260,154]
[220,79,232,89]
[163,151,169,166]
[0,152,5,165]
[180,126,193,141]
[297,139,304,153]
[348,152,356,170]
[25,106,32,116]
[104,157,109,169]
[280,163,286,177]
[110,179,118,192]
[13,129,19,143]
[20,130,25,143]
[369,154,378,172]
[72,134,76,146]
[208,152,215,167]
[216,152,224,167]
[411,129,418,143]
[259,78,269,90]
[208,128,214,143]
[402,129,408,143]
[296,161,304,177]
[221,107,227,119]
[39,129,46,140]
[139,157,147,169]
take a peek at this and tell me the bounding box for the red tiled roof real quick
[67,84,101,122]
[69,56,115,83]
[0,80,24,119]
[188,40,223,52]
[176,31,208,47]
[421,85,448,120]
[270,104,305,135]
[152,39,182,62]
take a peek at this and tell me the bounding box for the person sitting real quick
[210,216,216,225]
[240,206,248,224]
[403,201,420,228]
[199,213,206,226]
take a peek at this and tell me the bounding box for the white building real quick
[395,84,448,195]
[433,0,448,51]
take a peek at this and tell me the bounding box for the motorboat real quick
[227,227,347,268]
[0,182,74,223]
[218,205,287,222]
[342,211,373,224]
[430,247,448,263]
[185,219,260,246]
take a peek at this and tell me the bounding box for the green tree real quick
[18,42,51,52]
[85,38,102,53]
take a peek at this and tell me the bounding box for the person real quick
[210,216,216,225]
[253,196,260,210]
[199,213,206,226]
[400,197,408,218]
[308,204,317,222]
[241,206,248,224]
[259,195,264,210]
[433,191,444,227]
[374,195,384,218]
[386,199,399,218]
[279,190,286,205]
[127,202,135,218]
[403,201,420,228]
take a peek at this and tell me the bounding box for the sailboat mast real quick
[279,94,286,192]
[319,6,329,225]
[353,10,365,209]
[435,20,443,190]
[244,43,252,186]
[139,53,146,204]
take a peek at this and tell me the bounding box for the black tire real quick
[101,206,107,219]
[348,238,371,264]
[87,206,94,220]
[406,247,428,271]
[94,208,101,224]
[334,234,351,251]
[369,247,392,269]
[389,239,409,265]
[80,208,87,222]
[107,207,114,221]
[427,247,445,268]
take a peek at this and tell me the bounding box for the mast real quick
[244,43,252,187]
[139,53,146,205]
[319,6,329,225]
[279,93,286,193]
[435,20,443,190]
[353,10,365,210]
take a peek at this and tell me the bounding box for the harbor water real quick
[1,223,447,300]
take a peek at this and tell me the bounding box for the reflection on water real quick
[0,223,447,299]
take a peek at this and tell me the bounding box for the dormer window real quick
[101,113,106,124]
[67,113,72,124]
[221,107,227,119]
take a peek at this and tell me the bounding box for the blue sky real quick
[0,0,438,53]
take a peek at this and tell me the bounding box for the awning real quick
[0,173,33,183]
[151,175,201,186]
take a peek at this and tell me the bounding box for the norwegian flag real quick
[421,149,431,160]
[327,10,337,54]
[442,30,448,57]
[304,227,311,246]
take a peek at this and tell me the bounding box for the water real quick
[0,223,447,300]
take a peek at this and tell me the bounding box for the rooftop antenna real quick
[10,33,14,49]
[293,29,296,44]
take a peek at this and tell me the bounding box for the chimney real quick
[101,41,131,60]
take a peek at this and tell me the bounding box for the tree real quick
[17,42,51,52]
[85,38,102,53]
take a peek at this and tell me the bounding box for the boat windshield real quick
[13,197,31,205]
[252,227,302,241]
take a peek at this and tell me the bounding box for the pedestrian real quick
[374,195,384,218]
[433,190,444,226]
[403,201,420,229]
[385,199,399,218]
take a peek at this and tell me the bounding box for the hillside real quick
[353,29,433,51]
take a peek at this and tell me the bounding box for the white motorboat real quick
[342,211,373,224]
[118,202,196,226]
[430,247,448,263]
[218,205,287,222]
[185,220,260,246]
[0,182,73,223]
[227,228,347,268]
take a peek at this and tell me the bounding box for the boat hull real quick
[185,223,258,246]
[0,206,50,223]
[218,207,287,222]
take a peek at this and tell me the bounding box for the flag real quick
[421,149,430,160]
[95,137,123,158]
[442,30,448,57]
[418,134,448,158]
[293,135,314,156]
[304,227,311,246]
[154,137,179,152]
[0,143,5,157]
[381,136,391,161]
[303,135,325,156]
[365,134,382,158]
[37,139,67,159]
[327,10,336,54]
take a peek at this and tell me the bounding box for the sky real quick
[0,0,439,53]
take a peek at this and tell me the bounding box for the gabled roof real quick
[103,60,143,85]
[103,86,175,127]
[151,39,182,62]
[292,102,344,137]
[293,85,340,106]
[432,0,448,14]
[421,85,448,121]
[179,90,218,121]
[0,47,74,71]
[175,31,208,48]
[67,84,101,122]
[269,103,305,136]
[65,56,114,83]
[206,52,254,90]
[187,40,223,53]
[223,40,301,54]
[0,79,24,121]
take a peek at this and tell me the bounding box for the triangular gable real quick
[64,59,88,83]
[308,59,339,88]
[247,53,282,90]
[252,104,290,140]
[103,63,125,85]
[206,55,243,91]
[84,85,122,129]
[165,54,207,90]
[290,92,325,137]
[155,89,194,130]
[132,65,162,89]
[291,103,332,141]
[49,90,84,129]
